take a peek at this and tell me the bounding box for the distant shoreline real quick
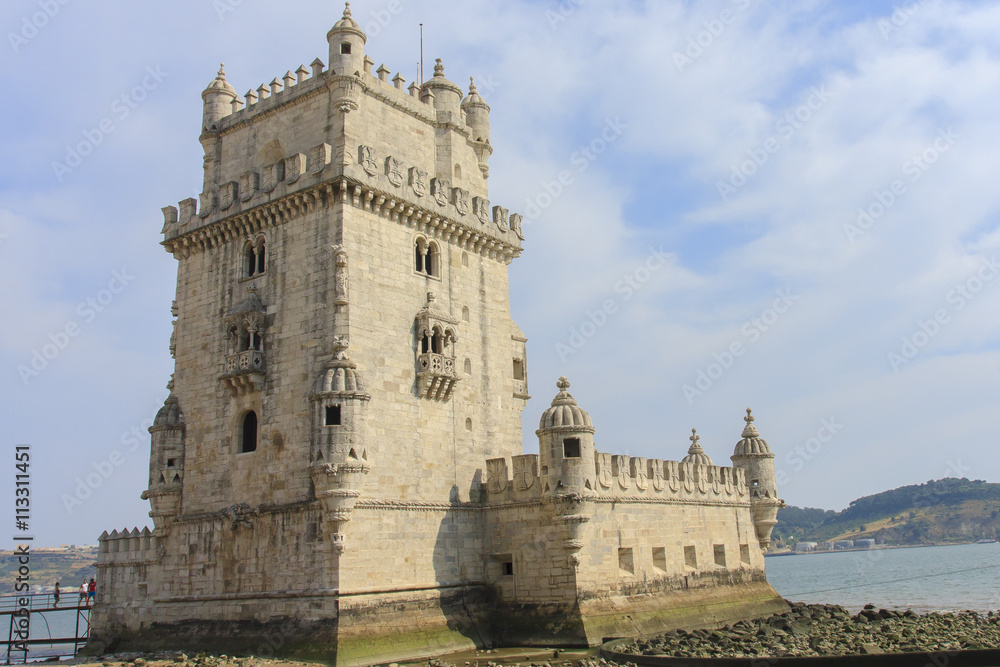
[765,540,997,557]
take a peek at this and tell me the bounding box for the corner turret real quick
[536,377,596,495]
[201,64,236,132]
[308,343,371,553]
[422,59,463,116]
[730,408,784,552]
[327,2,367,76]
[461,78,491,143]
[140,379,186,532]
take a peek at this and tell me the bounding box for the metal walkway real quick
[0,593,90,664]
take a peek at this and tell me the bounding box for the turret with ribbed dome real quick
[730,408,783,552]
[142,378,186,531]
[536,377,596,496]
[681,428,713,466]
[202,64,236,132]
[327,2,367,76]
[310,343,371,467]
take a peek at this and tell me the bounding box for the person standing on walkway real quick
[53,582,60,607]
[78,581,87,605]
[87,578,96,606]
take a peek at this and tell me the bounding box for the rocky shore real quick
[612,603,1000,659]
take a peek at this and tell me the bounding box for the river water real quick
[766,542,1000,613]
[9,543,998,662]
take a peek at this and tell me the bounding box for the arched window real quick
[426,242,439,277]
[244,237,267,278]
[240,411,258,453]
[414,238,440,278]
[431,327,443,354]
[454,164,462,179]
[462,306,470,322]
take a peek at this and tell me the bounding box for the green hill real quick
[773,477,1000,548]
[0,547,97,595]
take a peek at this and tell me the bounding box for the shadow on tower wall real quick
[431,484,495,650]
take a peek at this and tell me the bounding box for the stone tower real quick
[731,408,784,551]
[93,7,787,663]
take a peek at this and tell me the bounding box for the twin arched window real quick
[228,324,263,354]
[415,238,440,278]
[244,237,267,278]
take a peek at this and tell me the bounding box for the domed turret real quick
[461,77,491,143]
[536,377,596,495]
[422,59,463,115]
[311,345,370,466]
[681,429,713,466]
[730,408,783,552]
[202,64,236,131]
[327,2,367,76]
[142,380,186,531]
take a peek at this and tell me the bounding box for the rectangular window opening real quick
[502,561,513,576]
[325,405,342,427]
[684,545,697,570]
[166,458,176,468]
[341,43,352,55]
[563,437,581,459]
[513,359,525,380]
[740,544,751,565]
[652,547,667,572]
[618,547,634,575]
[714,544,727,568]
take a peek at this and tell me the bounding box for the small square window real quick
[563,438,581,458]
[166,458,176,468]
[714,544,727,568]
[502,561,513,576]
[341,43,352,55]
[618,547,634,575]
[652,547,667,572]
[325,405,342,426]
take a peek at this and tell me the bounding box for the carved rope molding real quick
[164,176,521,265]
[591,495,752,509]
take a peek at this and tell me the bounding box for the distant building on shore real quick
[855,538,876,549]
[90,5,788,665]
[795,541,818,552]
[834,540,855,550]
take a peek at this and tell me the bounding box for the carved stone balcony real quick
[222,350,265,395]
[416,352,459,401]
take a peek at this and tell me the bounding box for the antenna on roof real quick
[419,23,424,85]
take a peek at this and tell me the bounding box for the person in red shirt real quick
[87,578,96,605]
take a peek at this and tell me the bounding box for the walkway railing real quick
[0,593,90,664]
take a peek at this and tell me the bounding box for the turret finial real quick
[434,58,445,78]
[343,2,352,19]
[218,63,226,79]
[469,77,478,94]
[690,428,700,448]
[741,408,761,439]
[557,376,571,391]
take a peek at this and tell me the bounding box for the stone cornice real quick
[163,175,522,265]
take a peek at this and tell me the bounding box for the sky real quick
[1,0,999,548]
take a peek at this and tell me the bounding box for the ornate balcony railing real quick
[222,350,265,395]
[416,352,459,401]
[226,349,265,374]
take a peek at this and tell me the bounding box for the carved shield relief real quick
[486,458,508,494]
[512,454,537,491]
[596,452,613,490]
